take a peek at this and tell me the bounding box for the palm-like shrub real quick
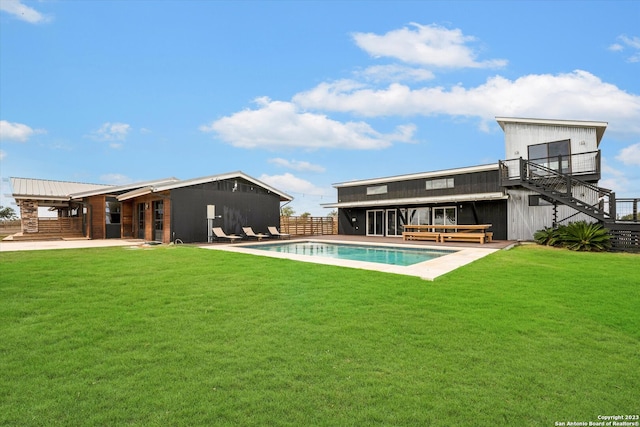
[534,221,611,252]
[533,226,564,246]
[559,221,611,252]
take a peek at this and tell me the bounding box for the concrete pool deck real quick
[0,235,516,280]
[202,236,515,280]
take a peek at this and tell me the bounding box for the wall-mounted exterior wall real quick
[336,169,501,204]
[502,121,604,240]
[503,123,598,161]
[87,195,106,239]
[170,181,281,243]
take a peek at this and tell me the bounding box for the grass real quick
[0,244,638,426]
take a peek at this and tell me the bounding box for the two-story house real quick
[324,117,639,251]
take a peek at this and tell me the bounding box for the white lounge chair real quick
[212,227,242,243]
[242,226,269,241]
[268,226,290,239]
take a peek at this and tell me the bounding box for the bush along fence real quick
[279,216,338,236]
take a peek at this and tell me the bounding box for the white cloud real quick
[0,120,44,142]
[600,159,630,194]
[0,150,6,161]
[200,97,416,150]
[260,173,328,197]
[0,0,50,24]
[88,122,131,145]
[616,143,640,166]
[268,158,326,173]
[293,70,640,134]
[356,65,435,83]
[100,174,132,185]
[259,172,333,216]
[352,23,507,69]
[610,35,640,63]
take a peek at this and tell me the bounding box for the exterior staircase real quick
[499,157,639,252]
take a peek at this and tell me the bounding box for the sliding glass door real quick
[367,210,384,236]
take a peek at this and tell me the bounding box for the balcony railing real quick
[500,151,600,184]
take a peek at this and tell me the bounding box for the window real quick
[433,207,457,226]
[529,195,553,206]
[407,207,431,225]
[367,185,388,195]
[426,178,454,190]
[528,140,571,173]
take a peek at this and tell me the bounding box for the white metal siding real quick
[504,123,598,161]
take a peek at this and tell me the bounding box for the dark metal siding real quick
[337,170,501,203]
[337,200,508,240]
[170,180,282,243]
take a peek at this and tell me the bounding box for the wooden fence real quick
[279,216,337,236]
[37,217,83,234]
[0,220,21,235]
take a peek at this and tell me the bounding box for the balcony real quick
[499,151,601,186]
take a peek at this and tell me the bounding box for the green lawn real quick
[1,245,638,426]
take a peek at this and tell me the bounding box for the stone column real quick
[19,200,39,233]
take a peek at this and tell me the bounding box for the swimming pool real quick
[244,241,456,266]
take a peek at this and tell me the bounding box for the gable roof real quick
[117,171,293,202]
[495,117,608,145]
[11,172,293,204]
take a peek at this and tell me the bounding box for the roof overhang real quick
[70,177,179,199]
[322,192,508,209]
[116,187,154,201]
[495,116,608,146]
[116,171,294,202]
[333,164,498,188]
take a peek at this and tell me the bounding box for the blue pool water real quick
[244,241,456,266]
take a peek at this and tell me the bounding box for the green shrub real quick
[560,221,611,252]
[535,221,610,252]
[533,225,564,246]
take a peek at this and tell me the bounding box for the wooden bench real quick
[485,232,493,242]
[402,231,440,242]
[439,232,487,244]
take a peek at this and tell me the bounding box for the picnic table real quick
[402,224,493,244]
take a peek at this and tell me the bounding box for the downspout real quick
[280,199,292,214]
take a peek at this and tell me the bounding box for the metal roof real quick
[69,177,179,199]
[11,173,294,205]
[495,116,608,145]
[10,177,113,201]
[117,171,293,202]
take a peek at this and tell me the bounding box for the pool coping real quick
[201,238,501,281]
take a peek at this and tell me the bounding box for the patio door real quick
[386,209,401,237]
[433,206,457,227]
[153,200,164,242]
[105,197,122,239]
[366,210,384,236]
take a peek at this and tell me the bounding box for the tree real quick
[300,212,311,219]
[0,206,18,221]
[280,206,295,217]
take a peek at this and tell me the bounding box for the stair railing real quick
[515,157,616,222]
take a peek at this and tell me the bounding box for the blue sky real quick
[1,0,639,216]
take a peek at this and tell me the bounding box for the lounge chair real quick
[268,226,290,239]
[212,227,242,243]
[242,226,269,241]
